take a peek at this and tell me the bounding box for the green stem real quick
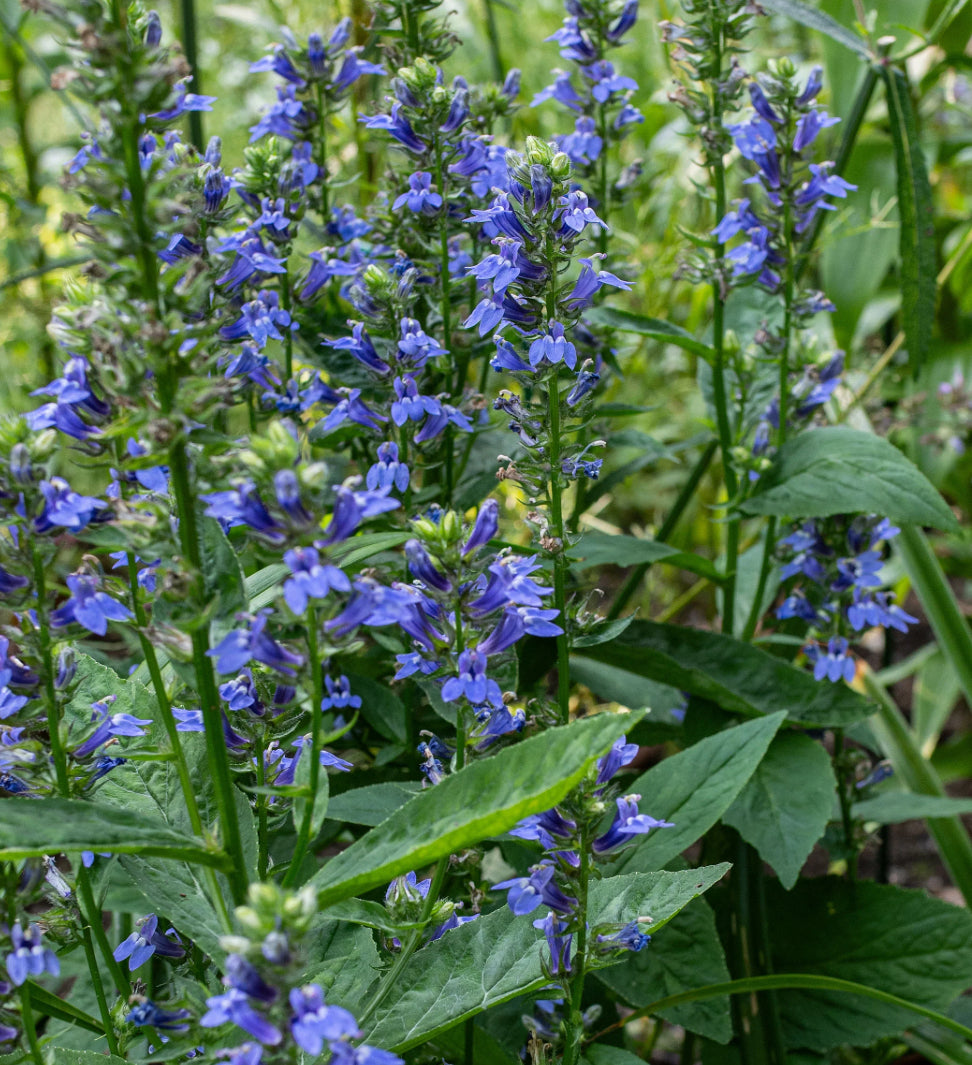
[281,270,294,381]
[78,923,122,1056]
[168,439,249,903]
[284,607,324,887]
[589,974,972,1045]
[316,85,330,222]
[562,839,591,1065]
[547,374,571,724]
[833,729,859,880]
[19,985,45,1065]
[256,725,270,880]
[480,0,504,82]
[179,0,204,149]
[607,440,718,620]
[76,867,129,997]
[863,669,972,908]
[126,553,233,931]
[30,546,68,796]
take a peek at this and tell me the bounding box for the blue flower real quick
[596,735,639,787]
[793,109,840,152]
[208,611,304,676]
[532,70,584,110]
[72,697,152,757]
[225,955,277,1003]
[201,988,282,1045]
[359,104,426,153]
[556,190,607,234]
[34,478,111,534]
[6,924,59,985]
[126,1000,191,1031]
[393,172,443,215]
[528,321,577,370]
[113,914,184,971]
[592,794,674,855]
[532,911,572,975]
[805,636,856,683]
[596,919,651,953]
[320,675,361,711]
[283,547,352,614]
[441,649,503,708]
[288,984,359,1055]
[202,482,286,544]
[397,318,447,369]
[50,574,133,636]
[367,442,410,493]
[494,864,577,915]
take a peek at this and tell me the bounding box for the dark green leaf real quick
[568,657,684,718]
[740,428,958,532]
[585,307,716,360]
[722,733,836,889]
[569,531,723,583]
[31,988,104,1035]
[616,714,785,873]
[291,744,330,841]
[576,620,874,728]
[768,878,972,1050]
[345,674,408,743]
[201,517,247,641]
[365,866,728,1051]
[326,781,422,827]
[758,0,870,54]
[310,711,642,904]
[322,897,425,935]
[852,792,972,824]
[0,798,228,868]
[302,920,381,1008]
[883,66,936,374]
[596,899,732,1044]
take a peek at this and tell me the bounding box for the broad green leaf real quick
[365,865,729,1051]
[576,620,874,728]
[758,0,870,54]
[66,654,156,735]
[568,657,684,716]
[722,733,836,889]
[913,650,961,753]
[291,741,330,841]
[768,878,972,1050]
[0,798,228,868]
[52,1050,126,1065]
[569,531,723,583]
[435,1022,520,1065]
[118,854,226,959]
[585,306,716,360]
[311,711,641,904]
[335,530,410,570]
[345,674,408,743]
[583,1049,649,1065]
[617,713,785,874]
[302,920,381,1008]
[323,897,425,935]
[596,899,732,1044]
[883,66,936,374]
[326,781,421,827]
[740,428,958,532]
[852,792,972,824]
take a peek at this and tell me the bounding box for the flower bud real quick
[550,152,571,180]
[10,444,32,485]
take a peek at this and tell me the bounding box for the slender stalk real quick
[607,440,718,619]
[30,545,68,795]
[179,0,204,149]
[126,553,233,931]
[316,84,330,222]
[19,985,44,1065]
[280,271,294,381]
[79,924,121,1055]
[833,729,859,880]
[284,607,325,887]
[562,837,591,1065]
[76,868,129,997]
[480,0,504,83]
[256,725,270,880]
[547,375,571,724]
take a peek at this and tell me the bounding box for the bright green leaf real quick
[585,306,716,360]
[569,531,723,583]
[326,782,421,827]
[852,792,972,824]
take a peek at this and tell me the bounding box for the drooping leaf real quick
[852,791,972,824]
[769,877,972,1050]
[584,307,716,360]
[32,989,104,1035]
[883,65,937,374]
[740,428,957,532]
[615,714,785,874]
[326,781,422,827]
[569,531,723,583]
[0,798,228,868]
[758,0,870,54]
[722,733,836,889]
[310,711,641,904]
[576,620,874,728]
[364,865,729,1051]
[344,674,408,743]
[596,899,732,1044]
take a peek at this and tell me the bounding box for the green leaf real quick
[201,516,247,642]
[582,1049,650,1065]
[291,742,330,841]
[722,733,836,889]
[569,531,723,583]
[32,987,104,1035]
[768,878,972,1050]
[365,865,728,1051]
[66,654,156,735]
[883,66,936,374]
[758,0,870,54]
[326,781,421,827]
[740,428,958,532]
[852,791,972,823]
[584,307,716,360]
[576,620,874,728]
[616,714,785,874]
[118,854,226,959]
[310,711,642,904]
[345,674,407,743]
[596,899,732,1044]
[302,919,381,1009]
[322,898,425,935]
[0,798,228,868]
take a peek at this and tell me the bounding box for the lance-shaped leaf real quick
[740,428,957,532]
[0,798,229,868]
[576,620,873,727]
[758,0,869,54]
[584,307,715,360]
[364,864,730,1051]
[311,711,641,904]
